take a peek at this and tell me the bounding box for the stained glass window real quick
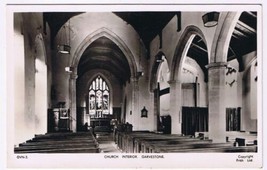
[89,76,110,117]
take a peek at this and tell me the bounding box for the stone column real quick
[69,72,78,132]
[168,80,182,134]
[130,77,139,129]
[207,62,227,143]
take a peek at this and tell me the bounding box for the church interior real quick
[10,11,258,153]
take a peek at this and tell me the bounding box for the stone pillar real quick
[207,62,227,143]
[168,80,182,134]
[130,77,139,129]
[69,72,78,132]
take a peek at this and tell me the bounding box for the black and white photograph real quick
[2,2,265,169]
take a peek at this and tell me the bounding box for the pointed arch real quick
[71,27,137,78]
[170,25,208,82]
[210,12,241,63]
[150,51,166,92]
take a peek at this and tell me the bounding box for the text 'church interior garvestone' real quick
[11,11,258,154]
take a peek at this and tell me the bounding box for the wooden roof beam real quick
[191,43,207,53]
[237,20,256,34]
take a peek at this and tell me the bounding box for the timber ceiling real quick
[114,12,178,52]
[228,11,257,71]
[44,11,257,82]
[77,36,131,84]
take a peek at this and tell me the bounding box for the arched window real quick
[89,76,110,117]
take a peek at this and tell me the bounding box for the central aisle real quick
[95,132,121,153]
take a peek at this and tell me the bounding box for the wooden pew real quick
[116,131,152,153]
[165,145,257,153]
[34,132,93,138]
[151,142,233,153]
[132,135,200,153]
[116,131,257,153]
[142,139,214,153]
[15,131,100,153]
[124,132,155,153]
[15,143,99,152]
[15,147,100,153]
[32,134,95,140]
[148,140,256,153]
[20,139,97,146]
[126,132,166,153]
[118,131,203,153]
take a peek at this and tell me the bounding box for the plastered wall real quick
[12,13,52,145]
[182,57,207,107]
[224,52,257,132]
[241,53,257,131]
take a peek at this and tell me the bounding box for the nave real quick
[10,10,259,155]
[14,129,257,153]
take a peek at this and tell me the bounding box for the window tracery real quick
[89,76,110,117]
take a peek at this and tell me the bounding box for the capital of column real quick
[205,62,228,69]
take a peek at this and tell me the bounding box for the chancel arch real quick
[67,27,138,132]
[74,30,134,132]
[71,27,137,77]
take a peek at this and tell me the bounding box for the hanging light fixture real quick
[202,12,220,27]
[58,44,71,54]
[58,19,71,54]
